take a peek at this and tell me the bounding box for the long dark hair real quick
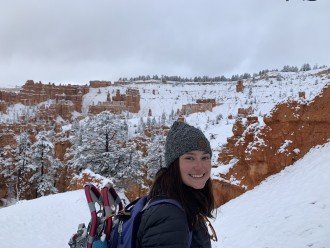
[149,159,215,230]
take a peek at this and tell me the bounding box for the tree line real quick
[118,63,326,83]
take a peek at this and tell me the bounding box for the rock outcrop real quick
[89,81,112,88]
[214,84,330,207]
[89,88,140,114]
[0,80,89,112]
[180,99,216,115]
[236,80,244,92]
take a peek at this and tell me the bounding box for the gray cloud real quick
[0,0,329,87]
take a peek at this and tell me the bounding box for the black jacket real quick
[136,202,211,248]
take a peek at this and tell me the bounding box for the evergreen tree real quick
[30,131,58,197]
[151,117,157,126]
[161,112,166,125]
[14,132,34,200]
[68,112,129,179]
[146,135,165,179]
[300,63,311,71]
[137,117,145,134]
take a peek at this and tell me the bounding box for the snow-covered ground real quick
[212,142,330,248]
[1,142,329,248]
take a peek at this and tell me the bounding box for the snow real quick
[278,139,293,154]
[1,142,330,248]
[212,158,238,175]
[212,142,330,248]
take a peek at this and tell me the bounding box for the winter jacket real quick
[136,202,211,248]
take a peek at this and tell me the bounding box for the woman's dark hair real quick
[149,159,215,229]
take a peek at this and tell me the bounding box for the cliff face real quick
[213,84,330,207]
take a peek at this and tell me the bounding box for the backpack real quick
[68,183,192,248]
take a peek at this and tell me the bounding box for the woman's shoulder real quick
[137,201,191,247]
[142,201,187,223]
[136,203,189,248]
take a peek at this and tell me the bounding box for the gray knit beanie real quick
[164,121,212,167]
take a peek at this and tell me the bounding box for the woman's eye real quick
[185,157,194,160]
[202,156,210,160]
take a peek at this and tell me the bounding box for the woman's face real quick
[179,150,211,189]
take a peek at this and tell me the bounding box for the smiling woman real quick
[136,121,216,248]
[179,151,212,189]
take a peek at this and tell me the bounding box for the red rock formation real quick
[0,101,7,113]
[299,91,306,99]
[125,88,140,113]
[196,99,217,107]
[54,140,72,161]
[237,106,253,117]
[212,180,245,207]
[0,80,89,112]
[121,178,150,202]
[180,99,216,115]
[236,80,244,92]
[68,171,103,191]
[89,88,140,115]
[36,100,75,121]
[215,84,330,207]
[0,131,16,148]
[89,81,112,88]
[317,68,330,76]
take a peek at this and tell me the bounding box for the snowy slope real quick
[212,142,330,248]
[1,142,330,248]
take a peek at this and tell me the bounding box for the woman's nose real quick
[194,159,204,169]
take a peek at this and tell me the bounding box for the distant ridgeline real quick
[117,63,325,83]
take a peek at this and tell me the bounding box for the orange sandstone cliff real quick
[212,84,330,207]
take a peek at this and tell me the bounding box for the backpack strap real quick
[101,184,124,240]
[142,198,193,247]
[84,184,103,248]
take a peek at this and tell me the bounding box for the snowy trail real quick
[1,143,330,248]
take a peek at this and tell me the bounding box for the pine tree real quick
[146,135,165,179]
[13,132,34,200]
[68,112,129,179]
[300,63,311,71]
[161,112,166,125]
[30,131,58,197]
[137,117,145,134]
[151,117,157,126]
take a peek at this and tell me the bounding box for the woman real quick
[136,121,216,248]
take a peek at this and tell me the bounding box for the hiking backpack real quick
[68,183,192,248]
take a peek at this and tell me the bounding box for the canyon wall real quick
[213,84,330,207]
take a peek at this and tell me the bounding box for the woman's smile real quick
[189,173,205,178]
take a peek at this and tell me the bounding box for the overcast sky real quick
[0,0,329,87]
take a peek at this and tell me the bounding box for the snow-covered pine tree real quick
[146,116,151,127]
[13,132,34,200]
[137,117,145,134]
[146,134,166,179]
[161,112,166,125]
[30,131,58,197]
[300,63,311,71]
[0,145,15,201]
[151,117,157,126]
[68,112,129,179]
